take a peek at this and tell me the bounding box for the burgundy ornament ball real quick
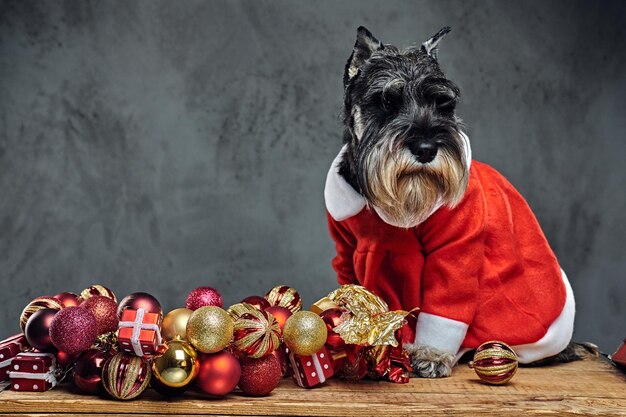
[320,308,347,350]
[264,306,292,331]
[54,292,81,308]
[24,308,58,352]
[196,350,241,396]
[50,307,98,355]
[117,292,162,319]
[241,295,270,311]
[72,348,114,394]
[20,296,64,332]
[81,296,119,335]
[56,351,75,369]
[186,287,224,311]
[238,354,282,396]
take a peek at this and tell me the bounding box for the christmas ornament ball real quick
[19,296,64,332]
[265,285,302,313]
[24,308,58,352]
[185,286,224,311]
[264,306,292,331]
[56,350,75,369]
[240,295,270,311]
[186,306,234,353]
[80,285,117,303]
[49,306,98,355]
[72,348,114,394]
[233,309,281,358]
[283,311,328,356]
[54,292,81,307]
[320,308,347,350]
[81,295,119,335]
[196,350,241,396]
[151,340,199,397]
[117,292,162,318]
[102,352,152,400]
[238,354,282,396]
[161,308,192,341]
[469,341,518,385]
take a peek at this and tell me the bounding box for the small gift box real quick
[9,352,57,392]
[118,308,162,356]
[289,346,334,388]
[611,339,626,367]
[0,334,29,382]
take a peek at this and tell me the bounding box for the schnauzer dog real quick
[325,27,579,377]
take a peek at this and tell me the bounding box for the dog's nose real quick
[409,140,438,163]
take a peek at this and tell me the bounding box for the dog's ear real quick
[421,26,451,60]
[344,26,384,86]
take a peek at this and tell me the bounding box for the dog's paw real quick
[405,344,455,378]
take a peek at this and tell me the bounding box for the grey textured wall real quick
[1,0,624,353]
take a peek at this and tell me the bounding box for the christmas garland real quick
[1,283,419,398]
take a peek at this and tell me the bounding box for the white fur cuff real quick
[412,312,469,355]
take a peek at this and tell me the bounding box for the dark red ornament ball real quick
[81,296,119,335]
[320,308,347,350]
[24,308,58,352]
[117,292,162,318]
[56,351,75,369]
[264,306,292,331]
[54,292,81,308]
[238,354,282,396]
[196,350,241,396]
[186,287,223,311]
[271,344,289,376]
[241,295,270,311]
[49,306,98,355]
[72,348,114,394]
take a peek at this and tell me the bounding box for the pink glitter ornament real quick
[185,287,223,311]
[49,307,98,355]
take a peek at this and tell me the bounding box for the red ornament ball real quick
[20,296,64,332]
[320,308,347,350]
[238,354,282,396]
[264,306,292,331]
[264,285,302,313]
[470,341,519,385]
[271,344,289,376]
[56,351,75,369]
[72,348,114,394]
[186,287,223,311]
[241,295,270,311]
[117,292,162,318]
[196,350,241,396]
[102,352,151,400]
[54,292,81,308]
[49,306,98,355]
[81,296,119,335]
[24,308,58,352]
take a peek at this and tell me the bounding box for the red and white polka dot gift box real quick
[289,346,334,388]
[0,334,29,382]
[9,352,58,392]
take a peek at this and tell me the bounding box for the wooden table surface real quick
[0,357,624,417]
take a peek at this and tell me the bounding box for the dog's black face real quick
[339,27,470,228]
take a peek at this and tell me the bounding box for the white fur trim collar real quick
[324,132,473,224]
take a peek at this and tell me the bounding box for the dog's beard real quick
[362,133,469,228]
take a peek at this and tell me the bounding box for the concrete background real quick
[1,0,624,353]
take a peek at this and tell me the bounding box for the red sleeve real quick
[411,172,486,354]
[326,211,358,285]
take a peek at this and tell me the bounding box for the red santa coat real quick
[325,146,575,363]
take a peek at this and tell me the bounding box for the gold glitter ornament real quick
[161,308,192,341]
[151,340,199,396]
[282,311,327,356]
[186,306,233,353]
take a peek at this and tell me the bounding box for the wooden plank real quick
[0,358,624,416]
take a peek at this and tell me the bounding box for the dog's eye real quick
[381,91,403,113]
[434,94,456,112]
